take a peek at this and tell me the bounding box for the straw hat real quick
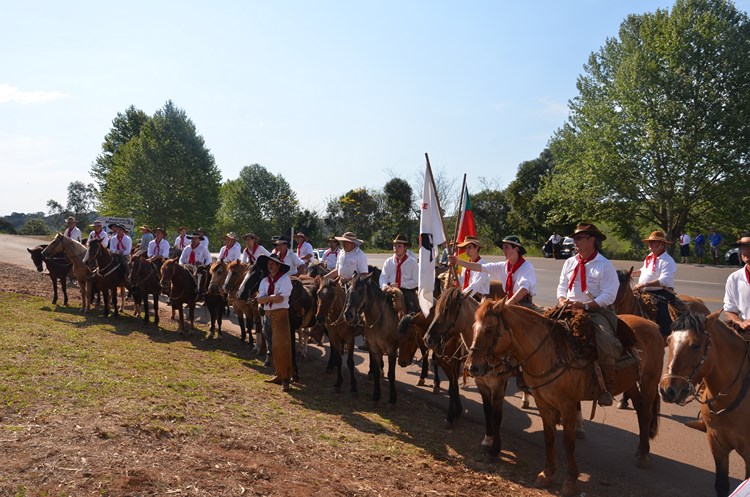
[642,231,673,245]
[139,225,151,232]
[154,227,167,236]
[225,232,237,240]
[66,216,76,223]
[392,234,411,247]
[334,232,364,245]
[241,233,259,242]
[457,236,482,249]
[327,235,339,244]
[571,222,607,241]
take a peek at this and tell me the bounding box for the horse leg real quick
[102,287,110,317]
[534,404,559,490]
[290,326,299,382]
[111,287,119,317]
[432,357,441,394]
[238,310,247,342]
[560,403,581,497]
[177,305,185,332]
[347,338,357,393]
[445,363,460,429]
[80,279,89,314]
[575,402,585,439]
[418,345,428,386]
[217,300,223,337]
[478,383,495,450]
[369,349,382,403]
[152,291,159,326]
[387,350,397,404]
[188,304,195,330]
[50,275,58,305]
[332,344,344,391]
[61,275,69,306]
[633,383,658,468]
[489,377,508,458]
[710,439,731,497]
[142,292,150,324]
[119,286,126,313]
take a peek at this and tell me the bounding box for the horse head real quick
[466,299,511,377]
[396,312,429,367]
[208,260,227,295]
[316,279,340,321]
[82,238,104,268]
[41,233,65,258]
[343,272,375,325]
[659,310,718,405]
[425,286,467,348]
[223,260,246,294]
[28,246,46,272]
[160,258,177,295]
[613,267,636,314]
[237,264,265,299]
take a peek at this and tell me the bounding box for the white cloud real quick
[0,83,69,104]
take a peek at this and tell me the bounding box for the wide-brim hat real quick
[457,236,482,249]
[225,231,237,240]
[335,231,364,245]
[571,222,607,241]
[255,254,290,276]
[731,233,750,247]
[327,235,339,244]
[642,230,673,245]
[273,235,291,246]
[187,232,205,241]
[295,232,307,239]
[196,227,206,233]
[66,216,76,223]
[392,234,411,246]
[154,227,167,236]
[241,233,259,242]
[92,220,102,226]
[139,225,151,232]
[496,235,526,255]
[108,223,127,232]
[177,226,188,232]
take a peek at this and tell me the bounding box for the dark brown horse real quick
[160,258,197,332]
[467,301,664,497]
[127,255,161,325]
[82,238,128,317]
[660,311,750,497]
[397,311,440,390]
[343,272,400,404]
[28,244,72,305]
[204,260,228,338]
[223,260,261,350]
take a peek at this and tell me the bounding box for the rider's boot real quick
[597,364,616,407]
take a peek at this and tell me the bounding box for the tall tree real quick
[373,177,416,248]
[472,187,511,244]
[91,105,149,191]
[98,101,222,232]
[543,0,750,242]
[324,188,379,244]
[215,164,300,243]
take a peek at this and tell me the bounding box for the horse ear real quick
[706,309,722,330]
[628,266,634,277]
[27,248,32,253]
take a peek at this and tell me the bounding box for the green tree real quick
[91,105,149,191]
[373,178,416,248]
[19,219,50,236]
[543,0,750,243]
[215,164,300,244]
[324,188,379,244]
[98,101,222,234]
[0,219,17,234]
[472,187,511,245]
[293,209,322,246]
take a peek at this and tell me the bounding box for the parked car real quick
[542,237,576,259]
[725,247,740,266]
[315,248,327,263]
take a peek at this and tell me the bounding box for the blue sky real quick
[4,0,745,217]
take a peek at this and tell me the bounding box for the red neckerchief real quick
[66,227,73,237]
[326,248,338,259]
[505,256,525,298]
[92,230,104,240]
[266,272,284,308]
[188,247,196,265]
[395,254,408,287]
[745,266,750,286]
[245,244,260,263]
[645,250,663,270]
[115,234,125,252]
[277,247,288,263]
[568,252,598,292]
[179,235,186,249]
[297,244,302,257]
[462,256,480,290]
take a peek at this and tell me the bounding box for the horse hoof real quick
[481,435,492,447]
[534,472,553,489]
[432,385,440,394]
[636,455,651,469]
[522,400,530,409]
[561,479,580,497]
[617,398,629,409]
[417,378,426,386]
[443,421,454,430]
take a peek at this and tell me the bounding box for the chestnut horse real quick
[615,267,710,320]
[397,311,440,390]
[128,255,161,325]
[82,238,128,318]
[660,311,750,497]
[204,260,228,338]
[467,301,663,497]
[160,258,197,332]
[28,244,72,306]
[223,260,261,350]
[42,234,94,313]
[343,272,400,404]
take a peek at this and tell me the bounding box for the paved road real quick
[3,234,745,496]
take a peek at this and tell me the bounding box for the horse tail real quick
[649,394,661,439]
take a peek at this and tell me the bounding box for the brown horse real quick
[42,233,94,314]
[223,260,262,350]
[315,278,364,392]
[82,238,128,318]
[28,244,72,306]
[344,272,400,404]
[160,258,197,332]
[660,311,750,497]
[204,260,228,338]
[615,267,710,319]
[397,311,440,390]
[467,301,663,497]
[127,255,161,325]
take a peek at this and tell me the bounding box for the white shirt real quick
[241,244,270,264]
[64,226,82,243]
[109,234,132,255]
[174,234,189,250]
[258,273,293,311]
[88,229,109,248]
[460,257,491,296]
[274,249,304,277]
[296,241,314,263]
[638,251,677,289]
[147,238,170,258]
[336,246,369,280]
[179,244,212,266]
[680,234,691,245]
[200,236,209,250]
[380,253,419,290]
[724,267,750,321]
[218,241,242,262]
[557,252,619,307]
[323,248,339,269]
[482,258,537,297]
[548,234,562,244]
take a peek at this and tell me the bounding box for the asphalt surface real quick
[4,234,746,496]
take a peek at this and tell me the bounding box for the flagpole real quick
[447,174,466,286]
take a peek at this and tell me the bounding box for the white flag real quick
[418,164,446,316]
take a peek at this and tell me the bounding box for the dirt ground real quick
[0,262,554,497]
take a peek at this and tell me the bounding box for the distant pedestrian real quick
[694,232,705,265]
[708,227,724,265]
[679,231,691,263]
[548,232,562,259]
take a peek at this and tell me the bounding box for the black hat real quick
[255,254,290,275]
[392,234,411,247]
[187,232,205,241]
[496,235,527,255]
[108,223,129,233]
[273,235,291,246]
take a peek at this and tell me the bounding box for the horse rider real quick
[321,236,339,270]
[179,232,213,294]
[87,220,109,248]
[380,234,420,314]
[108,223,133,265]
[270,236,305,276]
[218,232,242,263]
[241,232,270,265]
[64,216,82,243]
[632,230,678,338]
[196,227,210,250]
[256,253,295,392]
[146,227,170,270]
[451,235,537,306]
[174,226,189,251]
[295,232,315,268]
[556,222,621,407]
[452,236,491,299]
[724,232,750,333]
[324,232,369,282]
[138,225,154,253]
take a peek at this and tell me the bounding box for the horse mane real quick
[475,298,501,323]
[671,311,706,335]
[398,313,416,336]
[209,259,224,272]
[226,259,244,271]
[616,268,633,286]
[435,286,464,317]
